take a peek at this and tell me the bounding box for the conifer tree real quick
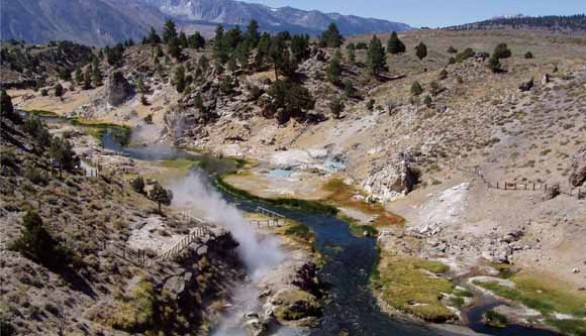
[346,43,356,64]
[188,32,206,50]
[327,52,342,84]
[149,182,173,213]
[387,31,406,54]
[213,25,229,64]
[415,42,428,60]
[174,65,186,93]
[162,20,178,44]
[178,32,188,49]
[367,35,387,77]
[245,20,261,48]
[148,27,161,44]
[54,83,64,97]
[320,23,344,48]
[74,68,83,85]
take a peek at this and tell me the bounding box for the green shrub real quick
[411,81,423,96]
[10,211,72,267]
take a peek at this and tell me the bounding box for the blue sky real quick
[239,0,585,27]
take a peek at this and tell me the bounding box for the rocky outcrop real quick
[569,147,586,187]
[362,152,419,202]
[106,71,134,106]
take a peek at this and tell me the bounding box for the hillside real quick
[0,98,245,334]
[3,25,586,335]
[446,14,586,34]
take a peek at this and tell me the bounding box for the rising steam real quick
[169,171,285,280]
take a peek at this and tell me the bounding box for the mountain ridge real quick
[0,0,411,46]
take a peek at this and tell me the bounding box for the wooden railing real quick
[252,207,286,228]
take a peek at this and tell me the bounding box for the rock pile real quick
[362,152,419,202]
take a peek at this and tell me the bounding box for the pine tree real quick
[411,81,423,96]
[198,55,210,75]
[148,27,161,44]
[167,37,183,60]
[415,42,428,60]
[343,79,355,98]
[320,23,344,48]
[346,43,356,64]
[367,35,387,77]
[329,98,345,119]
[83,65,92,90]
[213,25,229,64]
[269,35,287,80]
[49,137,78,176]
[74,68,83,85]
[267,80,315,124]
[1,90,21,123]
[245,20,261,48]
[92,60,103,87]
[387,32,406,54]
[162,20,178,44]
[290,35,310,63]
[226,26,243,50]
[327,52,342,84]
[131,176,145,194]
[235,43,250,69]
[255,33,271,68]
[149,182,173,213]
[54,83,64,97]
[174,65,186,93]
[493,43,512,59]
[178,32,188,48]
[188,32,206,50]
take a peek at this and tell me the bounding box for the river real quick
[30,112,561,336]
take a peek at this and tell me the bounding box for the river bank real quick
[22,111,582,335]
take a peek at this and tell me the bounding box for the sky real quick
[238,0,585,27]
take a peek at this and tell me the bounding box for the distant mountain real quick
[0,0,410,46]
[0,0,166,46]
[446,14,586,33]
[137,0,411,36]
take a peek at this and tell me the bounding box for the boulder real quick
[106,71,134,106]
[569,147,586,187]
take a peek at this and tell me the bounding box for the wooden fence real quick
[477,171,583,199]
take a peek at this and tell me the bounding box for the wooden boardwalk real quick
[250,206,286,228]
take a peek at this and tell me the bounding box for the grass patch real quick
[374,255,455,322]
[323,178,405,227]
[158,159,198,171]
[24,109,59,117]
[484,310,508,328]
[69,118,132,146]
[216,176,337,215]
[448,296,465,308]
[338,214,379,237]
[545,318,586,336]
[475,273,586,318]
